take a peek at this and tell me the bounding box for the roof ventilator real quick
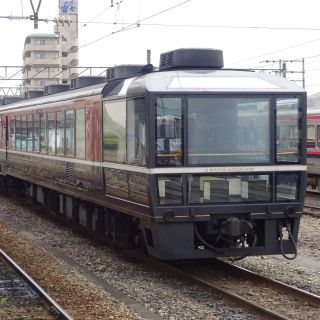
[159,48,224,70]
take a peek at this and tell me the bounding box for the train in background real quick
[0,48,307,260]
[306,92,320,191]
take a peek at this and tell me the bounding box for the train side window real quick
[33,114,40,152]
[103,99,126,163]
[156,97,182,167]
[0,118,2,144]
[27,114,33,151]
[10,117,15,149]
[76,109,85,158]
[15,116,21,150]
[48,112,56,154]
[66,110,75,156]
[127,98,146,166]
[307,125,316,148]
[317,126,320,147]
[56,111,65,155]
[21,115,27,151]
[40,113,47,153]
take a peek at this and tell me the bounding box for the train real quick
[306,92,320,190]
[0,48,307,260]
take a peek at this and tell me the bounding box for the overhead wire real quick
[226,37,320,67]
[80,0,191,49]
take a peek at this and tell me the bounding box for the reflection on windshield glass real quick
[188,97,270,165]
[156,97,183,166]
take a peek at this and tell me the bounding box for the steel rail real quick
[126,251,293,320]
[0,249,73,320]
[303,205,320,217]
[214,260,320,308]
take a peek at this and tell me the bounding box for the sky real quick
[1,0,320,95]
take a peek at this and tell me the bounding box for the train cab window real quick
[276,97,300,163]
[76,109,85,158]
[188,97,270,165]
[56,111,65,155]
[307,125,316,148]
[48,113,56,154]
[66,110,75,156]
[33,114,40,152]
[156,97,182,167]
[40,113,47,153]
[27,114,33,151]
[127,98,146,166]
[21,115,27,151]
[10,117,15,148]
[15,116,21,150]
[103,99,126,163]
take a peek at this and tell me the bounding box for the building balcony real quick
[24,43,60,52]
[24,57,61,66]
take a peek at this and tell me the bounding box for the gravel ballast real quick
[0,194,319,319]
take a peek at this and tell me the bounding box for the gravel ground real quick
[0,193,319,320]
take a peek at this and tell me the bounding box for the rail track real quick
[128,251,320,320]
[304,205,320,217]
[0,249,73,320]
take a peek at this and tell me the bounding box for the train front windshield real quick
[156,95,301,166]
[155,95,303,205]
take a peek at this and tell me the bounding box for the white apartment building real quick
[23,0,78,91]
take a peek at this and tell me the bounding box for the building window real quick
[36,80,45,86]
[62,52,68,57]
[25,52,31,58]
[35,52,45,59]
[35,39,45,45]
[35,67,46,73]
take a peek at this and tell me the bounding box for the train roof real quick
[0,69,305,112]
[133,69,305,93]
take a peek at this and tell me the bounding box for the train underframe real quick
[0,174,301,261]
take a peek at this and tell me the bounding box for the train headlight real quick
[163,210,175,222]
[285,206,296,216]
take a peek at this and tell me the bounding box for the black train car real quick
[0,48,307,260]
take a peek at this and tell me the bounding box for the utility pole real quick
[29,0,43,29]
[257,59,305,88]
